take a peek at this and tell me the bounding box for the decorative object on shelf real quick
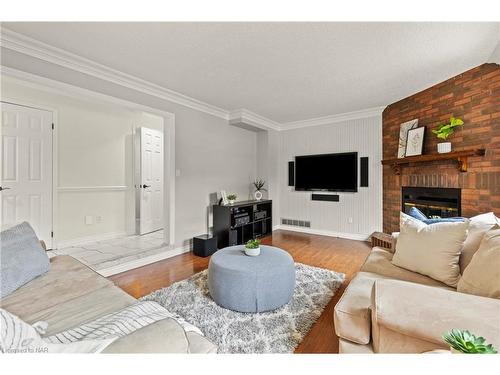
[405,126,426,157]
[443,329,497,354]
[226,194,237,205]
[432,116,464,154]
[398,119,418,158]
[220,190,228,205]
[244,238,261,256]
[253,178,267,201]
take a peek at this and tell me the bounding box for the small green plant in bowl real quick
[244,238,261,256]
[432,116,464,153]
[226,194,237,204]
[443,329,497,354]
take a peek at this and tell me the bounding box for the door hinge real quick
[51,231,54,238]
[51,123,54,130]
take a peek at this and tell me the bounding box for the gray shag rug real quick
[141,263,344,353]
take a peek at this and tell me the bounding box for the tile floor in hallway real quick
[52,230,169,272]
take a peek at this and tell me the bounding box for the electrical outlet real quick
[85,215,93,225]
[95,216,103,224]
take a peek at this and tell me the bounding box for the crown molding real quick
[229,108,282,132]
[1,28,385,131]
[282,106,386,130]
[0,28,229,120]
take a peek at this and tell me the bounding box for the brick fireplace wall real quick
[383,63,500,233]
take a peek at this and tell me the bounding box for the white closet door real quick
[1,102,53,247]
[139,127,163,234]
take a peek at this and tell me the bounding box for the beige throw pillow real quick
[460,212,498,273]
[457,225,500,298]
[392,212,469,287]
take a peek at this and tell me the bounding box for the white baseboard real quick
[98,244,191,277]
[57,231,128,249]
[273,225,369,242]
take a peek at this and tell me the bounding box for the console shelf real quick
[381,148,486,175]
[213,200,272,249]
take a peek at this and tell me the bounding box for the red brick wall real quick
[383,63,500,233]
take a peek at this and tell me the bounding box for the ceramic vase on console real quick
[254,190,263,201]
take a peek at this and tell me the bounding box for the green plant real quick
[227,194,237,201]
[253,178,267,192]
[432,116,464,140]
[245,238,261,249]
[443,329,497,354]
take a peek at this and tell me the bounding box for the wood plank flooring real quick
[109,229,371,353]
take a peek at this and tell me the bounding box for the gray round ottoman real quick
[208,245,295,313]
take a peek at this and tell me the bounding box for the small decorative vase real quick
[244,246,260,256]
[437,142,451,154]
[228,199,235,205]
[254,190,263,201]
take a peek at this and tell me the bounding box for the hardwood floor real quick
[109,229,371,353]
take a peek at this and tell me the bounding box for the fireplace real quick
[402,187,461,218]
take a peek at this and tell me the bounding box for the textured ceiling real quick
[3,22,499,123]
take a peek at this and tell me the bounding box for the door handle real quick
[142,184,151,189]
[0,186,11,192]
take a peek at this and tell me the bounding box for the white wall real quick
[277,116,383,239]
[1,74,257,249]
[2,76,139,243]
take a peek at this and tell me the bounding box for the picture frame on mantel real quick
[405,127,425,157]
[398,119,419,158]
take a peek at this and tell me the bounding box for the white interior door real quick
[139,127,163,234]
[0,102,53,247]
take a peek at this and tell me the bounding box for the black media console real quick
[213,199,272,249]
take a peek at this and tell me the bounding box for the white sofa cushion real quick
[392,212,469,287]
[458,225,500,298]
[460,212,498,273]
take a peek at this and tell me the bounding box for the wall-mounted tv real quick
[295,152,358,192]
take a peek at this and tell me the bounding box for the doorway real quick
[135,125,164,235]
[0,101,54,248]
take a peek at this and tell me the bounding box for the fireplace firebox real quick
[402,187,461,218]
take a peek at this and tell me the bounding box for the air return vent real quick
[281,218,311,228]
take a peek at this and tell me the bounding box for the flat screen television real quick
[295,152,358,192]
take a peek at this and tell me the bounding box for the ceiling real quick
[2,22,499,124]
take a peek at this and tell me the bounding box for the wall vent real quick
[281,218,311,228]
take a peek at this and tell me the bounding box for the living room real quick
[1,2,499,373]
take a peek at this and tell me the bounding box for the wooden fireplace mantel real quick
[381,148,486,175]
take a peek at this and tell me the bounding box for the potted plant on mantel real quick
[226,194,237,205]
[253,178,267,201]
[244,238,261,256]
[432,116,464,154]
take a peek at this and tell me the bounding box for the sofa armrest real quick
[372,279,500,352]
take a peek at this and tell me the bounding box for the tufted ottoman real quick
[208,245,295,313]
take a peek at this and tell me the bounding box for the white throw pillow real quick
[460,212,499,273]
[458,225,500,298]
[0,309,116,354]
[392,212,469,287]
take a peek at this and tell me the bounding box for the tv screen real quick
[295,152,358,192]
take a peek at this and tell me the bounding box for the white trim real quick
[1,28,229,120]
[282,106,385,130]
[97,244,191,277]
[274,225,369,242]
[229,108,281,132]
[57,231,128,249]
[57,185,130,192]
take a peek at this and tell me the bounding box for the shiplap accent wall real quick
[278,115,383,240]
